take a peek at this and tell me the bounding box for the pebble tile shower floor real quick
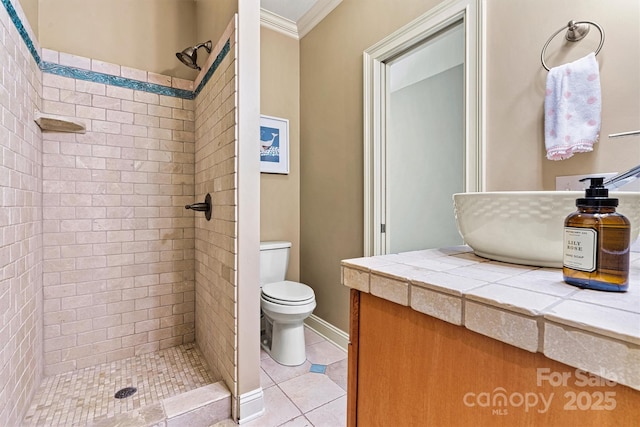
[23,343,217,426]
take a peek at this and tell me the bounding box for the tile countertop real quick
[341,246,640,391]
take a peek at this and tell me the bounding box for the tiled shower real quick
[41,51,198,376]
[0,0,241,424]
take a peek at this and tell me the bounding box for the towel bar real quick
[541,20,605,71]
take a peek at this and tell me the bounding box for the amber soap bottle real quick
[563,177,631,292]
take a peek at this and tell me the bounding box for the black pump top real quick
[577,177,618,207]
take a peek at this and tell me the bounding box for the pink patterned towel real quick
[544,52,601,160]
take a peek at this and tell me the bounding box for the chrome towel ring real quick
[541,20,605,71]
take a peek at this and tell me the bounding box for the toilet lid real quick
[262,281,315,303]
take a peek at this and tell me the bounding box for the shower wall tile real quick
[92,58,121,76]
[0,1,43,425]
[194,23,238,393]
[148,71,172,86]
[59,51,91,70]
[122,65,149,82]
[3,0,236,421]
[173,77,195,91]
[41,52,197,376]
[42,48,59,63]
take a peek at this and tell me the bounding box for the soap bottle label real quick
[563,227,597,272]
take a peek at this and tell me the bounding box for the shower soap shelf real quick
[34,111,86,133]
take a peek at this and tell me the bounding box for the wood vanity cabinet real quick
[347,290,640,426]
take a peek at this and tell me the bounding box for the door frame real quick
[363,0,485,256]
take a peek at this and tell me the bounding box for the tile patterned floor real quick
[244,327,348,427]
[22,328,347,426]
[23,343,217,426]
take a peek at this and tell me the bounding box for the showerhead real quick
[176,47,199,69]
[176,41,212,71]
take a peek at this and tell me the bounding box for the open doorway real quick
[363,0,485,256]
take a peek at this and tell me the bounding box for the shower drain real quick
[114,387,137,399]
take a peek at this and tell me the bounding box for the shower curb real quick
[163,381,231,426]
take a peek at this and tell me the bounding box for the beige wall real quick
[300,0,640,332]
[18,0,37,37]
[38,0,198,80]
[486,0,640,190]
[300,0,441,332]
[195,0,238,61]
[34,0,239,80]
[260,27,300,281]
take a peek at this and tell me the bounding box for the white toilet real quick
[260,241,316,366]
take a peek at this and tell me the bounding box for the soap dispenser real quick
[563,177,631,291]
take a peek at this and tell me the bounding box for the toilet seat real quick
[261,293,315,306]
[262,281,315,306]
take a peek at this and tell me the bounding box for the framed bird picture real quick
[260,115,289,174]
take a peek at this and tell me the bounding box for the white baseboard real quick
[304,314,349,351]
[237,387,264,424]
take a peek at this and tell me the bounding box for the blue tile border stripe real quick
[40,62,195,99]
[1,0,41,64]
[194,39,231,97]
[1,0,228,100]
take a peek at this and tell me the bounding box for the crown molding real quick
[260,8,299,39]
[297,0,342,38]
[260,0,343,40]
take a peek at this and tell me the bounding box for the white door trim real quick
[363,0,485,256]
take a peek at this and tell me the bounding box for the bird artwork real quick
[260,127,280,162]
[259,119,288,173]
[261,132,278,152]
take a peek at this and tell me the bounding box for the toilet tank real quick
[260,241,291,285]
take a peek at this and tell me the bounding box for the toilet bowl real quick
[260,242,316,366]
[261,281,316,366]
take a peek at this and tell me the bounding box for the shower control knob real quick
[185,193,212,221]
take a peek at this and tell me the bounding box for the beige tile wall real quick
[40,53,198,376]
[0,2,44,425]
[194,27,238,392]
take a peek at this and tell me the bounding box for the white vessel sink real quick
[453,191,640,268]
